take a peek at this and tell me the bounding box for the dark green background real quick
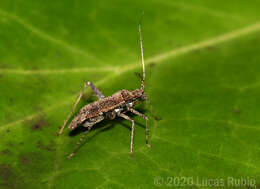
[0,0,259,188]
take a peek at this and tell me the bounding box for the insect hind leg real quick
[87,81,105,99]
[58,81,104,135]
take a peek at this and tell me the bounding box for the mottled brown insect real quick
[58,20,150,158]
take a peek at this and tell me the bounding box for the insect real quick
[58,17,150,158]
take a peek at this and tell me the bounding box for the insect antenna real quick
[139,11,145,91]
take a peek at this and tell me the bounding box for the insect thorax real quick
[104,100,135,120]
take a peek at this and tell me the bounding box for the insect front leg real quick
[129,108,150,148]
[58,81,104,135]
[145,97,161,121]
[118,113,135,155]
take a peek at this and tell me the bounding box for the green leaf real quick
[0,0,260,188]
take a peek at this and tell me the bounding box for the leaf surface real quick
[0,0,260,188]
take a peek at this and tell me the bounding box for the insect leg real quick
[58,82,104,135]
[118,113,135,155]
[67,126,92,159]
[58,83,88,135]
[87,81,105,99]
[129,108,151,148]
